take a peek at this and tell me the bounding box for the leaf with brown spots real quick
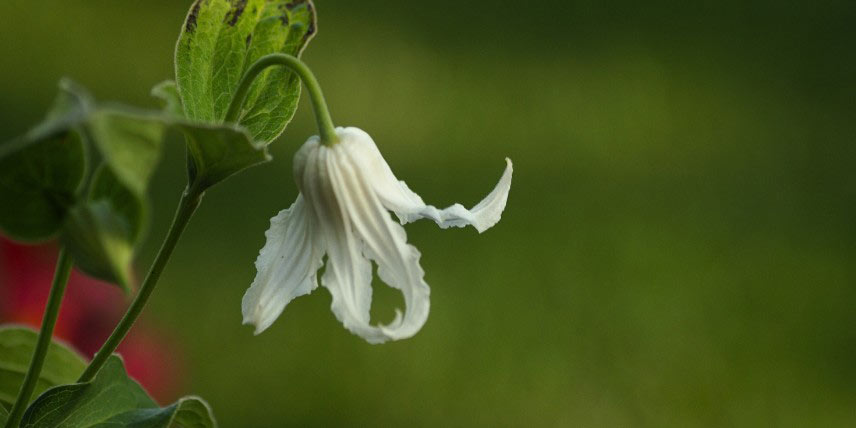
[175,0,316,145]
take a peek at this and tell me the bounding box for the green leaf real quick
[88,165,147,243]
[177,121,271,191]
[61,165,146,292]
[172,0,315,190]
[0,82,90,242]
[175,0,316,144]
[20,355,217,428]
[61,200,136,290]
[61,166,146,290]
[152,81,270,190]
[150,81,270,190]
[0,80,167,290]
[0,132,86,242]
[0,326,87,410]
[0,79,93,160]
[151,80,185,118]
[59,110,163,289]
[97,397,216,428]
[85,110,165,198]
[1,81,164,255]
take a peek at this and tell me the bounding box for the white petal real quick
[334,140,430,342]
[338,127,513,233]
[390,158,512,233]
[241,194,324,335]
[301,141,387,343]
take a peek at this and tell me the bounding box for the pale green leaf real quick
[0,326,87,410]
[175,0,316,143]
[85,110,165,198]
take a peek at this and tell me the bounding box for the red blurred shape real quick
[0,238,182,403]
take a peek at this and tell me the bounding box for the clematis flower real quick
[241,127,512,343]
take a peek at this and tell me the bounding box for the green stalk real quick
[5,249,73,428]
[223,53,338,145]
[77,188,203,382]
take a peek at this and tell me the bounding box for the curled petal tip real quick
[374,153,513,234]
[241,317,264,335]
[243,319,267,336]
[471,157,513,233]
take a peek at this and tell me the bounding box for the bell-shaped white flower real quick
[242,127,513,343]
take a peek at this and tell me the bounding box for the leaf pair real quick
[148,0,318,194]
[152,81,272,192]
[0,82,163,290]
[0,327,216,427]
[168,0,316,191]
[175,0,316,143]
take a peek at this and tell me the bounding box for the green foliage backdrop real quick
[1,0,854,426]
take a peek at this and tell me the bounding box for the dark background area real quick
[1,0,855,426]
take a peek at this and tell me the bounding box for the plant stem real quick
[223,53,338,145]
[76,187,203,383]
[4,249,73,428]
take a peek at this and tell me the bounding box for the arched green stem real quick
[77,187,203,383]
[224,53,338,145]
[5,249,73,428]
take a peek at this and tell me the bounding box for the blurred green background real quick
[2,0,855,426]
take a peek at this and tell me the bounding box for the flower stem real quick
[76,187,203,383]
[223,53,338,145]
[4,249,73,428]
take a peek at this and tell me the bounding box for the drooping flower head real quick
[242,127,512,343]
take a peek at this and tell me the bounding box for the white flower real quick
[241,127,513,343]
